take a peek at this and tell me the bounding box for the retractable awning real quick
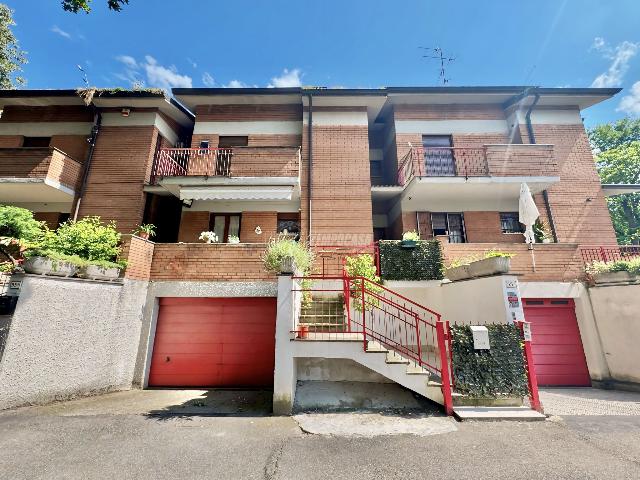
[179,186,295,201]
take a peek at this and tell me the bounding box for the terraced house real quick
[0,85,629,415]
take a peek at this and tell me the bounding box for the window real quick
[199,140,210,149]
[431,213,466,243]
[500,212,524,234]
[209,213,241,243]
[277,213,300,240]
[22,137,51,148]
[218,136,248,148]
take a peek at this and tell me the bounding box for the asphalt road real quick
[0,389,639,480]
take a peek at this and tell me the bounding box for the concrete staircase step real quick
[406,364,430,375]
[453,406,546,421]
[386,352,410,365]
[365,341,389,353]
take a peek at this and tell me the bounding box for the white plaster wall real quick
[297,358,393,383]
[587,284,640,385]
[0,276,148,410]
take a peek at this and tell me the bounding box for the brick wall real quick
[50,135,90,163]
[442,243,582,282]
[0,136,23,147]
[485,144,558,177]
[394,104,506,120]
[0,105,93,123]
[240,212,277,243]
[120,235,155,281]
[0,147,81,190]
[78,126,158,233]
[463,211,525,243]
[302,123,373,245]
[150,243,274,281]
[194,104,302,121]
[178,211,209,243]
[524,123,617,245]
[33,212,63,229]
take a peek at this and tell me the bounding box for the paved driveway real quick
[540,387,640,416]
[1,388,639,479]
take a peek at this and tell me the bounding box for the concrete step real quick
[385,352,410,365]
[406,364,430,376]
[365,341,389,353]
[453,406,546,421]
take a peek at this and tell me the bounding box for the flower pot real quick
[78,264,122,281]
[468,256,511,278]
[542,238,552,244]
[400,239,418,249]
[279,255,295,274]
[137,232,150,240]
[593,271,636,284]
[23,256,77,277]
[445,265,472,281]
[297,324,309,339]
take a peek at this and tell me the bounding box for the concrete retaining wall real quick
[0,276,148,410]
[587,283,640,388]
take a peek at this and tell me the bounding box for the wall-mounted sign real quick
[502,277,525,323]
[522,322,532,342]
[470,325,490,350]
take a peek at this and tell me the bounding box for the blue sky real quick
[6,0,640,127]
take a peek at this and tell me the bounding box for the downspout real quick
[523,90,558,243]
[72,108,101,220]
[306,94,313,243]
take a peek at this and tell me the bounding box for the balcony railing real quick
[396,144,558,186]
[580,245,640,265]
[150,146,301,184]
[0,147,82,191]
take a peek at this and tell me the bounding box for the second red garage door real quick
[148,297,277,388]
[523,298,591,387]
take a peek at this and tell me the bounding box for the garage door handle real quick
[165,356,171,362]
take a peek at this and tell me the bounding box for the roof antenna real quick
[420,47,455,85]
[77,65,89,88]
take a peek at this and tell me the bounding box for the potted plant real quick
[78,259,127,281]
[297,324,309,339]
[468,250,514,277]
[23,250,84,277]
[445,257,474,281]
[533,219,553,244]
[228,235,240,244]
[133,224,156,240]
[587,259,639,284]
[401,230,420,248]
[199,231,219,244]
[262,238,315,275]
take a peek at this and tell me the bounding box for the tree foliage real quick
[589,119,640,245]
[62,0,129,13]
[0,4,26,89]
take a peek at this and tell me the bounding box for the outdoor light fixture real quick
[121,108,131,117]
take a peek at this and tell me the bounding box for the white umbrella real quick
[519,183,540,244]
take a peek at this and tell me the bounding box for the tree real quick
[589,119,640,245]
[0,4,26,89]
[62,0,129,13]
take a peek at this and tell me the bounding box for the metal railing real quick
[397,146,489,186]
[292,274,454,414]
[311,243,380,277]
[580,245,640,265]
[150,146,301,183]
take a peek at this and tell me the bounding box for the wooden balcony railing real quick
[150,146,301,184]
[0,147,82,191]
[397,144,558,186]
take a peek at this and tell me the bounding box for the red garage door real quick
[523,298,591,387]
[148,297,276,388]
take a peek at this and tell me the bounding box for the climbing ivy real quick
[379,240,444,281]
[450,324,529,398]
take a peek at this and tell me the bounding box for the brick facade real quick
[178,211,209,243]
[120,235,155,281]
[240,212,277,243]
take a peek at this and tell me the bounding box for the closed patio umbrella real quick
[519,183,540,244]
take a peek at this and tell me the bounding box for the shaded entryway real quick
[148,297,276,388]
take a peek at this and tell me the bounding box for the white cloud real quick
[114,54,192,90]
[187,57,198,69]
[590,38,640,88]
[617,80,640,116]
[202,72,215,87]
[51,25,71,39]
[224,80,249,88]
[268,68,302,88]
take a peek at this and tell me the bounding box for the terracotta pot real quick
[138,232,150,240]
[297,324,309,339]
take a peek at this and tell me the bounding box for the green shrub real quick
[586,258,640,276]
[262,238,315,274]
[0,205,46,242]
[23,249,87,267]
[379,240,444,280]
[344,254,382,311]
[0,261,14,273]
[49,217,121,262]
[484,249,515,259]
[450,324,528,398]
[448,249,515,268]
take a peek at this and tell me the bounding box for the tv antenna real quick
[77,65,89,88]
[420,47,455,85]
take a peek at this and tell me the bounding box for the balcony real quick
[0,147,82,204]
[148,146,301,203]
[374,144,560,211]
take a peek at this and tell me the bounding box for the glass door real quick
[431,213,466,243]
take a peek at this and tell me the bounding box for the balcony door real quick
[431,212,466,243]
[422,135,455,176]
[210,213,241,243]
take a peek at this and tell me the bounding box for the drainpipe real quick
[306,94,313,243]
[72,108,101,221]
[523,89,558,243]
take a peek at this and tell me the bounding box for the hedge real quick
[449,324,529,398]
[379,240,444,281]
